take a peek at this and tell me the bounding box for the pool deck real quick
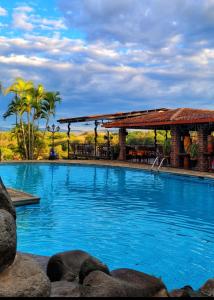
[7,188,40,207]
[3,159,214,180]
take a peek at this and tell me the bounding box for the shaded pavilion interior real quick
[58,108,214,172]
[57,108,166,160]
[104,108,214,172]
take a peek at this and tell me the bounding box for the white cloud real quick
[12,5,67,32]
[12,6,34,31]
[0,6,7,16]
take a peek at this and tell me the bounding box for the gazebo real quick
[103,108,214,172]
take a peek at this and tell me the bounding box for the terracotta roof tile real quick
[104,108,214,128]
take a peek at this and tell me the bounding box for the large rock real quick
[81,269,169,297]
[0,177,16,220]
[51,280,81,297]
[20,253,50,273]
[0,253,51,297]
[200,279,214,297]
[79,256,110,284]
[0,209,16,272]
[81,271,127,297]
[169,288,191,297]
[111,268,168,297]
[47,250,91,282]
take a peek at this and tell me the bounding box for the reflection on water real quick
[0,163,214,290]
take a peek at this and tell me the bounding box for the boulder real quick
[81,271,127,297]
[0,253,51,297]
[111,268,169,297]
[0,209,16,272]
[19,252,50,273]
[79,256,110,284]
[81,269,169,297]
[200,279,214,297]
[169,288,191,297]
[0,177,16,220]
[51,280,81,297]
[47,250,91,282]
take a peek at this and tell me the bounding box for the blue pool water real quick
[0,163,214,290]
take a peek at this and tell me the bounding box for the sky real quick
[0,0,214,129]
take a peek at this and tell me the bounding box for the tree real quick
[3,78,61,160]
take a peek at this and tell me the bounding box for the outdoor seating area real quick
[58,108,214,173]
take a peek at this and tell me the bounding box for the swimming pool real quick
[0,162,213,290]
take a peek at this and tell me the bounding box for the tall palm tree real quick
[3,95,28,158]
[4,78,34,159]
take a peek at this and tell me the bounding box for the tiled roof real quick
[57,108,167,124]
[103,108,214,128]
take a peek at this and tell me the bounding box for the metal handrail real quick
[151,156,159,171]
[157,157,166,171]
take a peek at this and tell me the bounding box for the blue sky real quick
[0,0,214,129]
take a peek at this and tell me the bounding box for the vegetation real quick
[3,78,61,160]
[189,143,199,160]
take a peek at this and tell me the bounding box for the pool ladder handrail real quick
[151,156,159,171]
[151,157,166,172]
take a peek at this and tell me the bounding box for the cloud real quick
[0,0,214,124]
[12,5,67,32]
[0,6,8,16]
[12,6,34,31]
[58,0,214,49]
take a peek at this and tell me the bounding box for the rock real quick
[47,250,91,282]
[81,271,127,297]
[200,279,214,297]
[51,280,81,297]
[0,253,51,297]
[0,209,16,272]
[79,256,110,284]
[170,288,191,297]
[81,269,169,297]
[111,268,169,297]
[0,177,16,220]
[20,252,50,273]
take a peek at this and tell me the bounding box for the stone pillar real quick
[118,128,127,161]
[170,126,181,168]
[197,126,209,172]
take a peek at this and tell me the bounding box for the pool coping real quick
[7,188,40,207]
[2,159,214,180]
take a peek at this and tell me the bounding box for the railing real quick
[68,143,118,160]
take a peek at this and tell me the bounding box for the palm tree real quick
[3,95,28,158]
[4,78,34,159]
[36,91,61,158]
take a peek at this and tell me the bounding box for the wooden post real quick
[154,129,157,153]
[67,123,71,159]
[94,120,99,157]
[118,128,127,161]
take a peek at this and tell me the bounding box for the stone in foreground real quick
[200,279,214,297]
[81,269,168,297]
[111,268,168,297]
[0,177,16,220]
[47,250,91,282]
[51,280,81,297]
[0,253,51,297]
[79,256,110,284]
[0,209,16,272]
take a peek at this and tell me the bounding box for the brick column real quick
[197,126,209,172]
[118,128,127,161]
[170,126,181,168]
